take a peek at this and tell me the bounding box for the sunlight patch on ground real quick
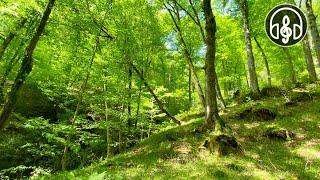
[294,139,320,161]
[243,122,261,129]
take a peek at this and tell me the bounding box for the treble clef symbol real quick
[280,15,293,44]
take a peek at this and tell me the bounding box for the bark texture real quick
[302,35,318,82]
[203,0,224,131]
[240,0,260,94]
[306,0,320,67]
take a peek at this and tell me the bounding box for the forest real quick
[0,0,320,179]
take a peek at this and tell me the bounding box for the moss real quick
[205,134,243,156]
[239,107,277,121]
[264,127,295,141]
[260,87,285,97]
[14,83,59,121]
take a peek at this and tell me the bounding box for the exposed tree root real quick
[204,133,243,156]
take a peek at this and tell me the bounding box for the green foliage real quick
[0,0,320,179]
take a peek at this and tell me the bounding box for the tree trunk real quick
[0,49,21,103]
[118,130,122,153]
[104,83,111,158]
[188,68,192,107]
[61,35,99,170]
[135,80,142,128]
[306,0,320,67]
[0,0,56,129]
[130,62,181,125]
[165,4,206,109]
[240,0,260,95]
[127,65,133,127]
[0,18,27,61]
[214,70,226,109]
[0,19,37,103]
[282,48,297,86]
[302,35,318,83]
[203,0,225,132]
[181,0,227,109]
[254,37,272,87]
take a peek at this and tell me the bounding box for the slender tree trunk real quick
[135,81,142,128]
[61,35,100,170]
[188,68,192,107]
[302,35,318,82]
[181,0,227,109]
[254,37,272,87]
[214,70,226,109]
[118,130,122,153]
[0,49,21,103]
[240,0,260,95]
[0,0,56,129]
[203,0,225,132]
[306,0,320,67]
[104,83,111,158]
[127,65,133,127]
[0,19,37,103]
[0,18,27,61]
[283,48,297,86]
[130,62,181,125]
[165,4,206,109]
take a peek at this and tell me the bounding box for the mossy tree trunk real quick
[202,0,225,132]
[0,0,56,129]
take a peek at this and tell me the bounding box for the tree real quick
[164,2,206,109]
[302,35,318,82]
[0,18,27,61]
[0,0,56,129]
[130,61,181,125]
[306,0,320,67]
[283,48,297,86]
[239,0,260,95]
[202,0,225,132]
[254,37,272,87]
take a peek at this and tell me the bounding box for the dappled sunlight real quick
[294,139,320,161]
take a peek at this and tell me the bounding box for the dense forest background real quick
[0,0,320,179]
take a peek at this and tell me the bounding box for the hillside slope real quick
[40,87,320,180]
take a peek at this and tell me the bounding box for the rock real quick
[239,107,277,121]
[261,87,285,97]
[290,92,313,103]
[14,83,59,121]
[264,127,295,141]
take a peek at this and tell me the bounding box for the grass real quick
[38,86,320,180]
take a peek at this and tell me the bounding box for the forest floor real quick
[40,86,320,180]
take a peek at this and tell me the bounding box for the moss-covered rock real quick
[239,107,277,121]
[14,83,59,121]
[264,127,295,141]
[261,87,285,97]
